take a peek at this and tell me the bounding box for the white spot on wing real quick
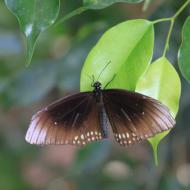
[81,134,84,139]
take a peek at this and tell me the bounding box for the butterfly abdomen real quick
[98,100,109,138]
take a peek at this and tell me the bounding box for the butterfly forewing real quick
[102,89,175,146]
[26,82,176,148]
[25,92,105,146]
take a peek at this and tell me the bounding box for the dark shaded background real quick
[0,0,190,189]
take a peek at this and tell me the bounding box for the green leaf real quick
[58,30,103,92]
[80,19,154,92]
[136,57,181,165]
[178,16,190,83]
[5,0,60,65]
[83,0,143,9]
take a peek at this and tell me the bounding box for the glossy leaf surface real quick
[178,16,190,83]
[5,0,60,65]
[80,19,154,92]
[136,57,181,164]
[83,0,143,9]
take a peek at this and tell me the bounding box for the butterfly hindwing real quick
[25,92,105,146]
[102,89,175,146]
[26,84,176,147]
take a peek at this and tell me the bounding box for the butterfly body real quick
[93,81,109,138]
[25,81,175,146]
[92,81,102,103]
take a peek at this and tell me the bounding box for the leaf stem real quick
[153,143,158,166]
[152,17,172,24]
[143,0,153,12]
[153,0,190,57]
[162,19,174,57]
[173,0,190,18]
[55,6,87,26]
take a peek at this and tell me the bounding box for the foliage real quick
[136,57,181,165]
[80,19,154,91]
[178,16,190,83]
[5,0,60,65]
[83,0,143,9]
[1,0,190,189]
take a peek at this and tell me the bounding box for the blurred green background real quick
[1,0,190,189]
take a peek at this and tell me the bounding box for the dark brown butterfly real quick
[25,80,175,147]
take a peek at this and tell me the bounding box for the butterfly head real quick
[92,81,102,90]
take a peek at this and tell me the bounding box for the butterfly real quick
[25,74,175,147]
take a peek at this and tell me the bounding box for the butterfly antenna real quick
[97,60,111,81]
[104,74,116,89]
[87,74,95,83]
[91,75,95,87]
[86,73,92,80]
[86,73,95,87]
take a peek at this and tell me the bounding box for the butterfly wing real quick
[25,92,104,146]
[102,89,175,146]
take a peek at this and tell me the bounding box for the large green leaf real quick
[5,0,60,65]
[178,16,190,83]
[58,30,103,92]
[83,0,143,9]
[80,19,154,91]
[136,57,181,165]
